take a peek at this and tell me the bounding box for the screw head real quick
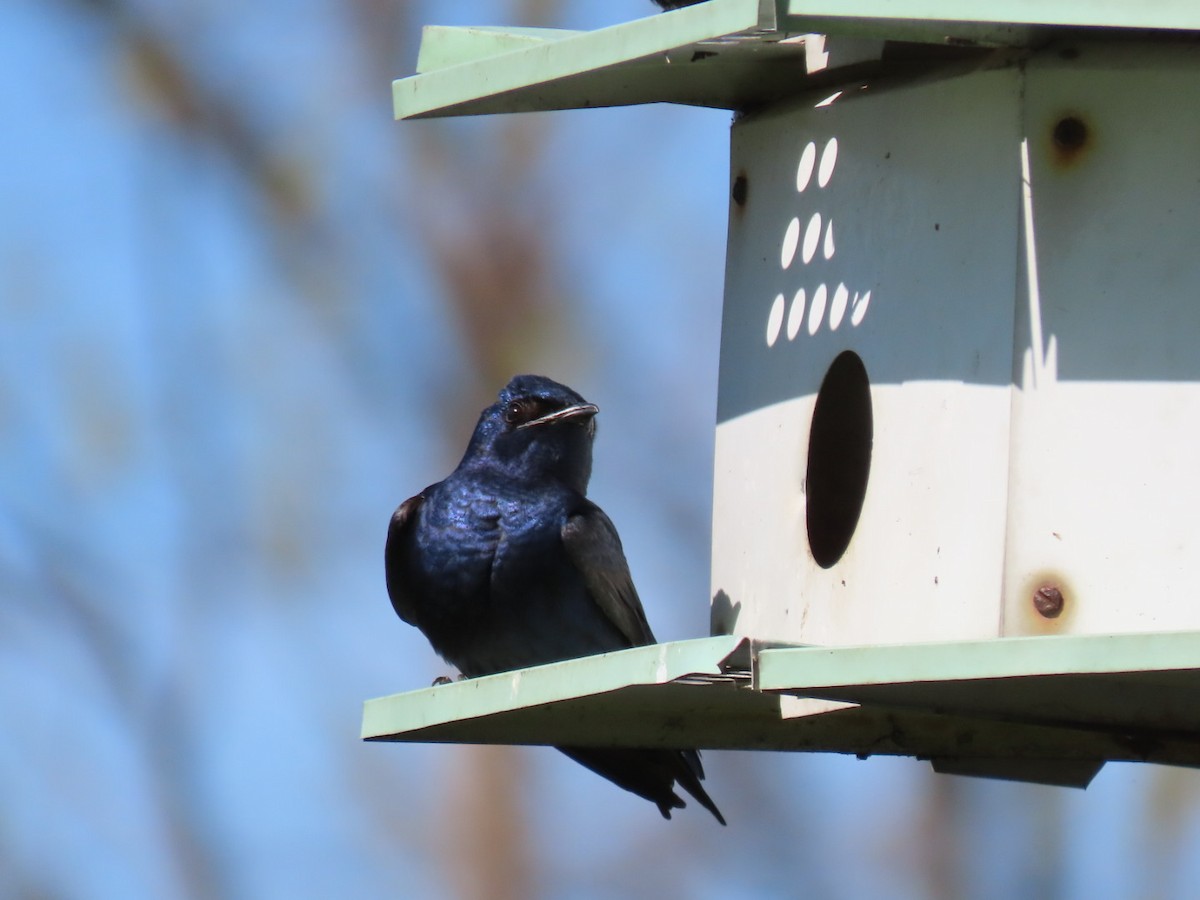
[1033,584,1065,619]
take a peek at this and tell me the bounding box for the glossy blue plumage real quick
[385,375,724,824]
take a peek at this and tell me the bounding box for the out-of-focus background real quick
[5,0,1200,897]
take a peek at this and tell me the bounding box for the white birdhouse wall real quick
[711,43,1200,646]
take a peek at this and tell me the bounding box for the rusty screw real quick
[1033,584,1065,619]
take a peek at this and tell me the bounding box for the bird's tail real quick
[558,746,726,826]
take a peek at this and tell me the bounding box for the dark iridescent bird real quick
[654,0,709,8]
[385,374,724,824]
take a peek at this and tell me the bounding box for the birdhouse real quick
[365,0,1200,789]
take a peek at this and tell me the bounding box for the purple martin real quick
[386,374,724,824]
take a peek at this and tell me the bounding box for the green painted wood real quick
[756,632,1200,734]
[393,0,767,119]
[362,635,1200,786]
[394,0,1200,121]
[756,632,1200,686]
[415,26,582,75]
[361,636,744,741]
[930,757,1103,788]
[783,0,1200,33]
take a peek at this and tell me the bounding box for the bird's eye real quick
[503,397,560,426]
[504,398,541,425]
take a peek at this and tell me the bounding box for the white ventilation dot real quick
[807,284,828,335]
[767,293,785,346]
[801,213,822,265]
[818,137,838,187]
[851,290,872,326]
[796,142,817,192]
[781,217,800,269]
[787,289,806,340]
[829,283,849,330]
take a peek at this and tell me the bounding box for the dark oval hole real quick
[1053,116,1087,151]
[806,350,873,568]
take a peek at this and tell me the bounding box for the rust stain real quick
[731,171,749,214]
[1049,113,1091,169]
[1009,570,1077,635]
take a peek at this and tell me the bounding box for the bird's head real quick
[464,375,599,492]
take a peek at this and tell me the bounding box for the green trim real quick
[416,26,583,74]
[783,0,1200,32]
[756,631,1200,690]
[362,636,743,741]
[393,0,766,119]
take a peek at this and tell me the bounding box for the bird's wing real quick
[385,491,425,626]
[561,502,657,647]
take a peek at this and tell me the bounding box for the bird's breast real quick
[407,475,612,676]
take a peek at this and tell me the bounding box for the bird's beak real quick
[518,402,600,429]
